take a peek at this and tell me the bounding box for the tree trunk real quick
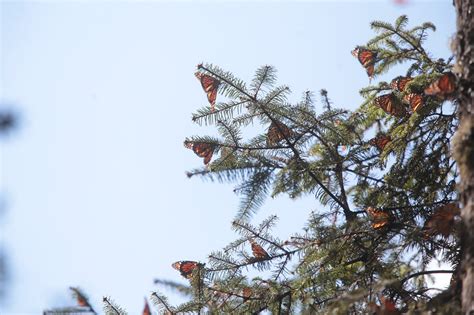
[453,1,474,314]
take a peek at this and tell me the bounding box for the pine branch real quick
[102,297,127,315]
[400,269,454,284]
[150,292,175,315]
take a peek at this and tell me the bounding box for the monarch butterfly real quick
[403,93,424,112]
[172,260,203,279]
[70,287,90,308]
[374,93,407,117]
[369,134,391,150]
[366,207,391,230]
[184,140,216,165]
[423,203,460,239]
[142,298,151,315]
[250,240,270,260]
[351,46,377,78]
[242,287,253,301]
[195,72,220,111]
[266,121,293,146]
[369,297,400,314]
[390,76,413,92]
[424,72,456,99]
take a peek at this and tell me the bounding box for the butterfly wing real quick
[438,73,456,95]
[352,47,377,78]
[193,143,215,165]
[195,72,220,110]
[374,93,407,117]
[242,287,252,301]
[250,240,269,259]
[172,261,199,279]
[366,207,390,229]
[423,203,460,239]
[142,298,151,315]
[207,88,218,111]
[370,135,391,150]
[424,72,456,98]
[404,93,424,112]
[184,141,215,165]
[390,76,413,91]
[266,121,292,146]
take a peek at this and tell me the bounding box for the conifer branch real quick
[400,269,454,284]
[151,292,175,315]
[102,297,126,315]
[257,102,356,220]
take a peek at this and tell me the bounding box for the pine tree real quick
[46,15,463,314]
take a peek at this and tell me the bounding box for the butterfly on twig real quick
[424,72,456,100]
[172,260,204,279]
[195,71,220,112]
[352,46,378,79]
[184,140,216,165]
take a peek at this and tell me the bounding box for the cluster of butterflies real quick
[375,73,455,117]
[172,240,270,280]
[192,64,298,165]
[352,46,456,116]
[185,120,294,165]
[365,203,460,239]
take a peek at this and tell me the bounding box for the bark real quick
[453,0,474,314]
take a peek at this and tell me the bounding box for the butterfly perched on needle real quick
[424,72,456,100]
[369,297,401,315]
[390,76,413,92]
[172,260,203,279]
[242,287,253,301]
[422,203,460,239]
[351,46,378,79]
[70,287,91,308]
[184,140,216,165]
[142,298,151,315]
[366,207,391,230]
[403,93,424,112]
[374,93,407,117]
[266,121,293,146]
[250,239,270,260]
[195,71,220,112]
[369,134,391,151]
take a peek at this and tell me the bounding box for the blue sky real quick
[0,1,455,314]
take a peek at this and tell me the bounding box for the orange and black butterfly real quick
[142,298,151,315]
[266,121,293,146]
[250,240,270,260]
[390,76,413,92]
[366,207,391,230]
[369,134,391,150]
[242,287,253,301]
[70,287,90,308]
[369,297,400,315]
[351,46,377,78]
[195,72,220,111]
[184,140,216,165]
[374,93,407,117]
[404,93,424,112]
[172,260,203,279]
[423,203,460,239]
[424,72,456,99]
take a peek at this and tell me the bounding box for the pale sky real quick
[0,1,455,314]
